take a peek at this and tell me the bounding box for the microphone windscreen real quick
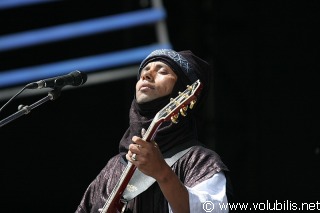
[71,70,87,86]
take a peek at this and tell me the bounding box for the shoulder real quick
[98,154,125,178]
[173,145,228,187]
[188,145,221,157]
[186,145,228,171]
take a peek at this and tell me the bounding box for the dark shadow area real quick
[0,1,319,212]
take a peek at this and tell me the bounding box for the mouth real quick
[139,83,154,91]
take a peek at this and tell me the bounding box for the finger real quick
[132,136,147,146]
[129,143,141,154]
[126,152,138,162]
[131,153,137,161]
[125,153,131,162]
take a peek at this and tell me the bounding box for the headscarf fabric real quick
[119,49,211,155]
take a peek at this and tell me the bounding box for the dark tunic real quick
[75,61,232,212]
[75,145,228,213]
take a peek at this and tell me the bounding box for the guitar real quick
[99,79,203,213]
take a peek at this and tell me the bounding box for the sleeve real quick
[74,155,124,213]
[168,172,229,213]
[74,175,100,213]
[75,205,87,213]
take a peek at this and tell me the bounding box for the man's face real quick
[136,61,178,103]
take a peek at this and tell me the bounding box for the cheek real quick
[135,82,141,98]
[136,79,143,91]
[163,79,177,95]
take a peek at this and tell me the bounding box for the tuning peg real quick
[189,99,197,109]
[180,106,188,116]
[170,97,179,106]
[171,113,179,124]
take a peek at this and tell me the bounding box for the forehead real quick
[143,61,172,69]
[138,61,178,80]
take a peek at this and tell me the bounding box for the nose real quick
[141,69,153,81]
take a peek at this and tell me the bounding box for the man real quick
[75,49,231,213]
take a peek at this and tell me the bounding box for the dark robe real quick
[75,145,228,213]
[75,78,232,213]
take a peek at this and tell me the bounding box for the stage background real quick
[1,1,319,212]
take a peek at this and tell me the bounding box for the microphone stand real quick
[0,88,61,128]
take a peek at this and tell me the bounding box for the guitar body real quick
[99,80,203,213]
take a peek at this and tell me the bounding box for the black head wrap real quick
[119,49,211,155]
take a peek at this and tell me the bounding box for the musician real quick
[75,49,232,213]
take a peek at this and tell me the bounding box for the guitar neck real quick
[99,121,160,213]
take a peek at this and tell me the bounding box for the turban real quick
[138,49,212,108]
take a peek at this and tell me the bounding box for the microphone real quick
[26,70,87,89]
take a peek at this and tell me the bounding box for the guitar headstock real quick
[155,79,203,124]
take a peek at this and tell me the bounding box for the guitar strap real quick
[122,146,192,201]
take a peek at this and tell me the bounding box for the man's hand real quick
[126,136,170,181]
